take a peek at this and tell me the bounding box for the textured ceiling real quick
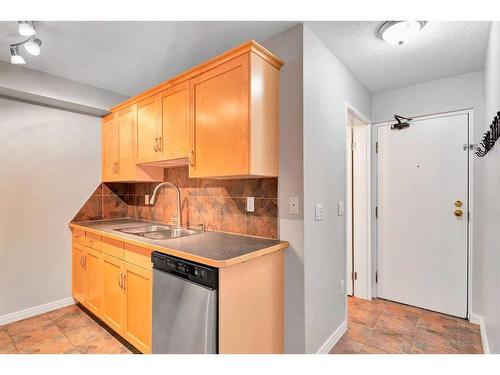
[0,21,298,96]
[306,21,491,93]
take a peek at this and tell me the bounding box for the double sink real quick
[114,224,198,241]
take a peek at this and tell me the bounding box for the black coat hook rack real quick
[475,111,500,157]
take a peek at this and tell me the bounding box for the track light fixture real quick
[9,21,43,64]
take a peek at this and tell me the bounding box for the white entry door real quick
[377,113,468,318]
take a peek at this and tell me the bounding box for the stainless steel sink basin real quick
[142,228,197,240]
[113,224,198,240]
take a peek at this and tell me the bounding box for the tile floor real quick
[331,297,483,354]
[0,304,134,354]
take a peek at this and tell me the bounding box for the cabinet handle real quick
[80,256,84,268]
[154,138,158,152]
[158,136,162,151]
[83,255,87,270]
[118,273,123,289]
[189,150,194,166]
[122,273,126,291]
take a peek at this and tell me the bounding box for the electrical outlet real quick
[246,197,255,212]
[289,197,299,214]
[337,201,345,216]
[315,203,324,221]
[145,195,149,205]
[339,280,345,296]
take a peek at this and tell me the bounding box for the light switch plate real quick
[246,197,255,212]
[337,201,345,216]
[289,197,299,214]
[315,203,324,221]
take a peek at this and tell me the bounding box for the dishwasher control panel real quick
[152,251,218,290]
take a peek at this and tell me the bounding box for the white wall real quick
[371,71,484,314]
[372,71,483,124]
[476,21,500,353]
[0,98,102,318]
[262,25,305,354]
[302,24,371,353]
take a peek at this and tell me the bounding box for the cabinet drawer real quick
[85,232,102,250]
[72,228,86,246]
[124,243,153,270]
[102,237,124,259]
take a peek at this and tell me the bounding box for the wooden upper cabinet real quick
[102,114,119,182]
[136,96,161,164]
[107,41,283,179]
[189,50,281,178]
[159,81,190,162]
[102,104,163,183]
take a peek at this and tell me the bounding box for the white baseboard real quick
[469,313,490,354]
[0,297,75,326]
[317,320,348,354]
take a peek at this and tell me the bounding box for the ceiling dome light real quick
[18,21,36,36]
[10,46,26,64]
[24,38,42,56]
[377,21,426,45]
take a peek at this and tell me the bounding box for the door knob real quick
[454,209,463,217]
[455,200,463,207]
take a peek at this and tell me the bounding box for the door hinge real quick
[352,271,358,281]
[376,141,378,153]
[375,271,378,283]
[375,206,378,218]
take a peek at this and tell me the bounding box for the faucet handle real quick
[198,223,206,232]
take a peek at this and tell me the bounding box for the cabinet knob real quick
[189,150,194,166]
[154,138,158,152]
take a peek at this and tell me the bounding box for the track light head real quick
[10,46,26,64]
[24,38,42,56]
[18,21,36,36]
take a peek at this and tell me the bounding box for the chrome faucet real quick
[150,182,181,227]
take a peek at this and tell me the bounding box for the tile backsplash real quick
[73,166,278,239]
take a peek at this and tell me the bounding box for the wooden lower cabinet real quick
[71,240,152,353]
[84,248,102,316]
[101,255,125,334]
[123,263,152,353]
[72,245,86,303]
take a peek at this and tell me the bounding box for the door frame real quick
[345,103,372,301]
[371,109,474,318]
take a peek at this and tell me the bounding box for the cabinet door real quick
[102,114,119,181]
[136,96,161,164]
[123,263,152,353]
[190,54,250,177]
[101,255,124,334]
[72,245,86,303]
[116,105,137,179]
[84,248,102,316]
[159,81,190,161]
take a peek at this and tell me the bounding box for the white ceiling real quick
[0,21,298,96]
[307,21,491,93]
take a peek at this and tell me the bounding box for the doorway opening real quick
[346,106,371,300]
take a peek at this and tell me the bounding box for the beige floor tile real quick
[0,328,17,354]
[330,335,363,354]
[7,315,63,351]
[19,334,76,354]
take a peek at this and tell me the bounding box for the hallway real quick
[331,297,483,354]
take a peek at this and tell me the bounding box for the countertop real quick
[69,218,288,268]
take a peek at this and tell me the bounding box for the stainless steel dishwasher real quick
[151,251,218,354]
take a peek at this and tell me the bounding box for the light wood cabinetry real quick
[159,81,190,163]
[104,40,282,179]
[102,104,163,183]
[85,248,102,316]
[189,52,280,178]
[72,245,86,303]
[123,262,152,353]
[71,230,152,353]
[136,96,161,164]
[101,254,125,333]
